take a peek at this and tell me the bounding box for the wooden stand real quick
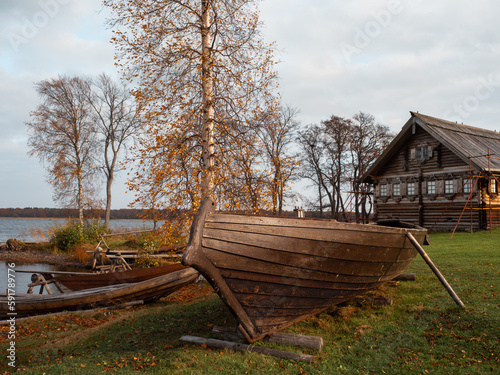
[27,273,64,294]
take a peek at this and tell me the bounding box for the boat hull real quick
[0,267,199,319]
[182,198,427,342]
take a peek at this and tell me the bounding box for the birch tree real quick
[26,76,98,223]
[87,73,142,229]
[104,0,279,223]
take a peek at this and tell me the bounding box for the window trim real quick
[427,180,436,195]
[444,179,454,194]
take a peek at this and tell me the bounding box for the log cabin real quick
[362,112,500,231]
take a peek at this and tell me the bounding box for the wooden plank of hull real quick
[222,270,379,291]
[203,239,414,277]
[204,248,398,282]
[55,263,186,291]
[0,268,198,318]
[203,231,417,262]
[182,197,427,343]
[204,221,408,249]
[227,278,380,300]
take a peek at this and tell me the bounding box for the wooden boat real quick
[0,267,198,319]
[54,263,186,291]
[181,198,428,343]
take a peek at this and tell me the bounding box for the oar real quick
[406,233,465,309]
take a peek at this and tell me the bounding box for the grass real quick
[1,229,499,374]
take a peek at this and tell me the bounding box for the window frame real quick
[393,183,401,196]
[380,184,388,197]
[444,179,454,194]
[407,182,416,196]
[427,180,436,195]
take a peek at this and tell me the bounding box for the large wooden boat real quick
[182,198,428,343]
[0,267,198,319]
[54,263,186,291]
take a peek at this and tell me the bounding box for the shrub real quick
[49,219,107,252]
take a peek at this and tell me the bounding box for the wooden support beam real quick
[179,335,315,363]
[211,326,323,351]
[406,233,465,308]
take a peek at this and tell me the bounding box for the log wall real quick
[372,125,500,231]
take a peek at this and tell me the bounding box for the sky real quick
[1,0,500,209]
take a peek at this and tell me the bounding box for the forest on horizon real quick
[0,207,152,220]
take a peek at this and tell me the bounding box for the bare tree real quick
[87,73,142,229]
[321,115,352,219]
[26,76,98,223]
[257,105,300,215]
[298,112,391,221]
[297,125,328,217]
[349,112,393,222]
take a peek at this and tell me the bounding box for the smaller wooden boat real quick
[0,267,198,319]
[54,263,186,291]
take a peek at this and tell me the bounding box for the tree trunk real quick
[77,171,84,224]
[105,169,113,230]
[201,0,215,199]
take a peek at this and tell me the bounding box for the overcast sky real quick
[1,0,500,209]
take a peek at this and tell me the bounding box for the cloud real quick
[2,0,500,208]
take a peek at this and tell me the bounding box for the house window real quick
[380,184,387,196]
[416,146,430,160]
[427,181,436,195]
[407,182,416,195]
[444,180,454,194]
[411,145,433,161]
[490,179,498,194]
[393,183,401,196]
[463,179,472,194]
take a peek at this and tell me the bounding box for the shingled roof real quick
[363,112,500,182]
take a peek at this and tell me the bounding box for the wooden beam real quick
[406,233,465,308]
[211,326,324,351]
[179,335,315,363]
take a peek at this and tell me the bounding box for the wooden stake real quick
[180,335,315,363]
[406,233,465,308]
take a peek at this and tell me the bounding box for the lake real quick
[0,217,160,295]
[0,261,84,295]
[0,217,160,244]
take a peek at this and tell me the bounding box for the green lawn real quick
[2,229,499,374]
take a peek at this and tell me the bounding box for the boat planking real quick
[0,267,198,318]
[54,263,186,291]
[182,198,428,343]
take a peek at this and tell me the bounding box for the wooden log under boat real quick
[0,267,198,318]
[182,198,428,343]
[54,263,186,291]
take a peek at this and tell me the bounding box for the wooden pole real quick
[180,335,315,363]
[406,233,465,308]
[211,326,324,351]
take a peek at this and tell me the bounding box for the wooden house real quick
[362,112,500,231]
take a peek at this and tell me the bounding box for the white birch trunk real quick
[201,0,215,199]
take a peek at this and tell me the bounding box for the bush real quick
[49,219,107,252]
